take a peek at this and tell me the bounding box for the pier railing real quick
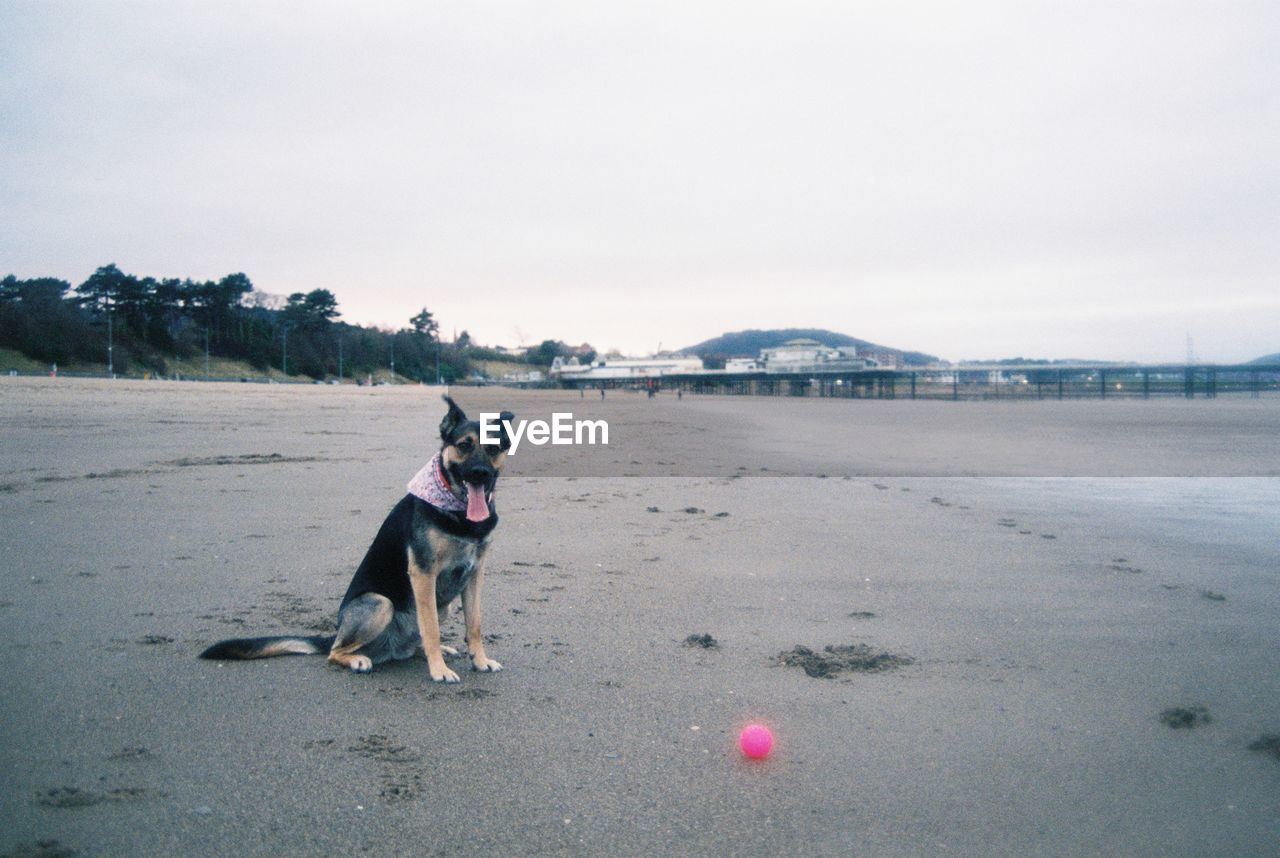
[562,364,1280,400]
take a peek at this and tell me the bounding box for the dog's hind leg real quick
[327,593,394,673]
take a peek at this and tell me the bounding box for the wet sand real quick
[1,378,1278,856]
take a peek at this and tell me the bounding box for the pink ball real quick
[739,723,774,759]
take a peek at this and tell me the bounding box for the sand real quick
[1,377,1278,856]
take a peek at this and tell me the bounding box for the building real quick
[501,369,544,383]
[758,339,879,374]
[859,350,903,370]
[549,355,703,382]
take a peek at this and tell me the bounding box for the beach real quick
[1,378,1277,856]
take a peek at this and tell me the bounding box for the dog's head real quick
[438,395,513,523]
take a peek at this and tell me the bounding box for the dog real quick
[199,395,513,683]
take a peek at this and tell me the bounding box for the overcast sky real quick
[2,1,1276,362]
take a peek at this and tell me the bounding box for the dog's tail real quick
[199,635,336,661]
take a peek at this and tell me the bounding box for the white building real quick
[549,355,702,381]
[501,369,544,382]
[759,339,878,374]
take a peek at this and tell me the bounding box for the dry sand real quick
[1,378,1278,856]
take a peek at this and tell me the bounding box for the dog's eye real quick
[485,445,503,457]
[456,439,474,453]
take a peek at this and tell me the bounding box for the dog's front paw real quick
[430,666,461,683]
[472,657,503,673]
[348,655,373,674]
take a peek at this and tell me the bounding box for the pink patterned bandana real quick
[407,453,466,513]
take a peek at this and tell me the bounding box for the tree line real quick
[0,264,486,381]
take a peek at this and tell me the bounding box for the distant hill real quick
[1248,352,1280,365]
[683,328,938,367]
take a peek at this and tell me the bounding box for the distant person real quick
[580,388,584,399]
[600,388,605,400]
[677,389,683,400]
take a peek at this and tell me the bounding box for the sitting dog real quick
[200,395,513,682]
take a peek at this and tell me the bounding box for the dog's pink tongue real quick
[465,485,490,522]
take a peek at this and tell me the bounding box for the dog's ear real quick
[440,395,467,442]
[497,410,515,451]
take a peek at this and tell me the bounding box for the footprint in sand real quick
[1108,564,1144,574]
[1159,706,1211,729]
[345,734,425,802]
[2,839,77,857]
[1248,735,1280,761]
[34,787,156,809]
[34,788,103,809]
[777,644,914,678]
[106,747,155,763]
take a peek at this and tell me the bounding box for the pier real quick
[558,364,1280,400]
